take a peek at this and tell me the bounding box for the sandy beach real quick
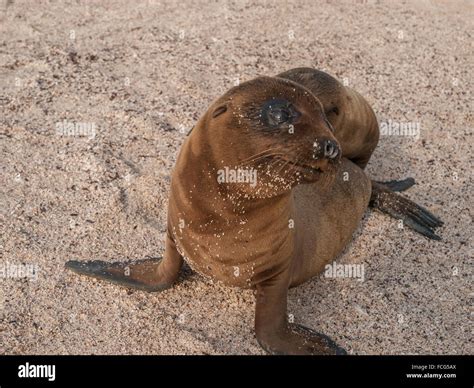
[0,0,472,354]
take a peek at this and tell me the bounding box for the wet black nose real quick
[324,139,339,159]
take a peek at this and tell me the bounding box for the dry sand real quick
[0,0,472,354]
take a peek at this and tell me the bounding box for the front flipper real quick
[370,181,444,241]
[65,234,184,292]
[375,177,415,192]
[66,257,174,292]
[255,268,346,355]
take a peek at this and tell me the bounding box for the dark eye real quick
[269,107,290,124]
[262,99,298,127]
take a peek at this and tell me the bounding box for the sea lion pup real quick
[66,75,438,355]
[67,76,368,354]
[277,68,443,240]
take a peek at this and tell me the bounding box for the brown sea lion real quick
[66,72,443,355]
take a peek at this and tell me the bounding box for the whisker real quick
[266,157,284,172]
[276,160,290,175]
[238,147,282,165]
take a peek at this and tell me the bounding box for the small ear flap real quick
[211,104,228,118]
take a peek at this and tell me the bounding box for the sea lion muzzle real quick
[323,139,340,159]
[312,138,340,161]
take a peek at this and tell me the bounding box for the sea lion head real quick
[194,76,341,198]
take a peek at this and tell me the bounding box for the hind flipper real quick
[375,177,416,192]
[65,234,184,292]
[370,181,443,241]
